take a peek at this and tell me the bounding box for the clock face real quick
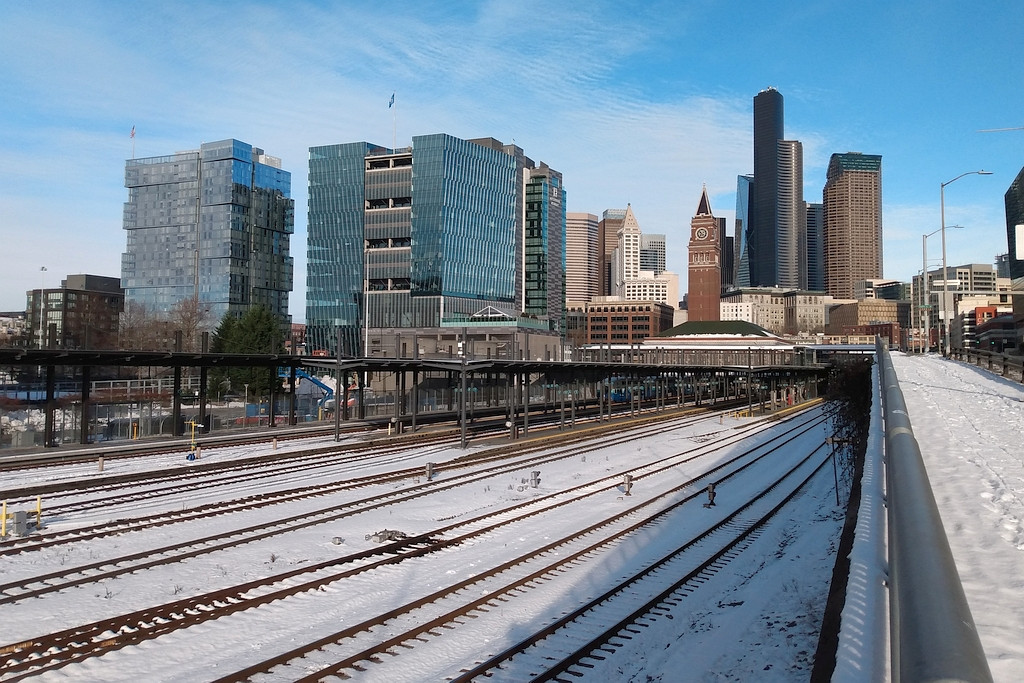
[695,227,709,240]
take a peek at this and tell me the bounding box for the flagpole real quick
[392,95,397,150]
[130,125,136,159]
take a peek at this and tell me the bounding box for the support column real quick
[172,367,182,436]
[79,365,92,445]
[43,364,55,447]
[507,371,517,440]
[200,366,209,432]
[288,366,297,425]
[411,369,418,432]
[521,371,529,436]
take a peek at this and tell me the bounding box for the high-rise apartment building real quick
[122,139,294,323]
[823,152,883,299]
[565,212,599,304]
[805,202,825,292]
[749,88,803,289]
[305,134,564,357]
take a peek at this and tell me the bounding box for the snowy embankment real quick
[890,353,1024,682]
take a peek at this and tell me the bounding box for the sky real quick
[1,1,1022,321]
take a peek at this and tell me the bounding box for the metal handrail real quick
[877,338,992,682]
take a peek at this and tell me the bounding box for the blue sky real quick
[2,1,1022,319]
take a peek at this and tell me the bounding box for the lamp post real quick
[922,225,963,353]
[37,266,47,350]
[940,171,992,356]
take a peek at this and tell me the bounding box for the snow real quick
[1,352,1020,681]
[888,353,1024,682]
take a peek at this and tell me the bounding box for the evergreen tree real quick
[209,307,284,402]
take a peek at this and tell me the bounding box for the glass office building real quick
[524,164,566,333]
[121,139,294,324]
[305,134,565,357]
[734,174,753,287]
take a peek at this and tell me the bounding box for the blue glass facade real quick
[734,174,753,287]
[306,142,379,356]
[305,134,564,357]
[411,134,518,301]
[122,139,293,324]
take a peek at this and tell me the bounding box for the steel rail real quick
[877,339,992,683]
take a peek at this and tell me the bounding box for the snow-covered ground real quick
[4,352,1018,682]
[889,353,1024,682]
[1,406,847,682]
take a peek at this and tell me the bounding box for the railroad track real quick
[0,406,827,680]
[0,406,741,559]
[207,418,831,681]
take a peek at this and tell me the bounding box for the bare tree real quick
[119,300,165,350]
[169,296,213,352]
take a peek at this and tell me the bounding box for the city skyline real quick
[2,2,1021,320]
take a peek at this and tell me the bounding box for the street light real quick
[38,266,47,350]
[922,225,963,353]
[940,170,992,356]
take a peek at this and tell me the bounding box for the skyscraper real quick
[612,205,643,293]
[122,139,294,323]
[749,88,803,289]
[750,88,784,287]
[597,208,627,296]
[606,205,678,306]
[305,134,564,356]
[565,212,599,303]
[777,139,806,289]
[718,217,734,291]
[823,152,883,299]
[640,234,667,274]
[734,174,753,287]
[524,163,566,330]
[805,202,825,292]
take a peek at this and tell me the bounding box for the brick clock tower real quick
[687,186,721,321]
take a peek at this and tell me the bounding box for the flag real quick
[130,126,135,138]
[388,93,395,109]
